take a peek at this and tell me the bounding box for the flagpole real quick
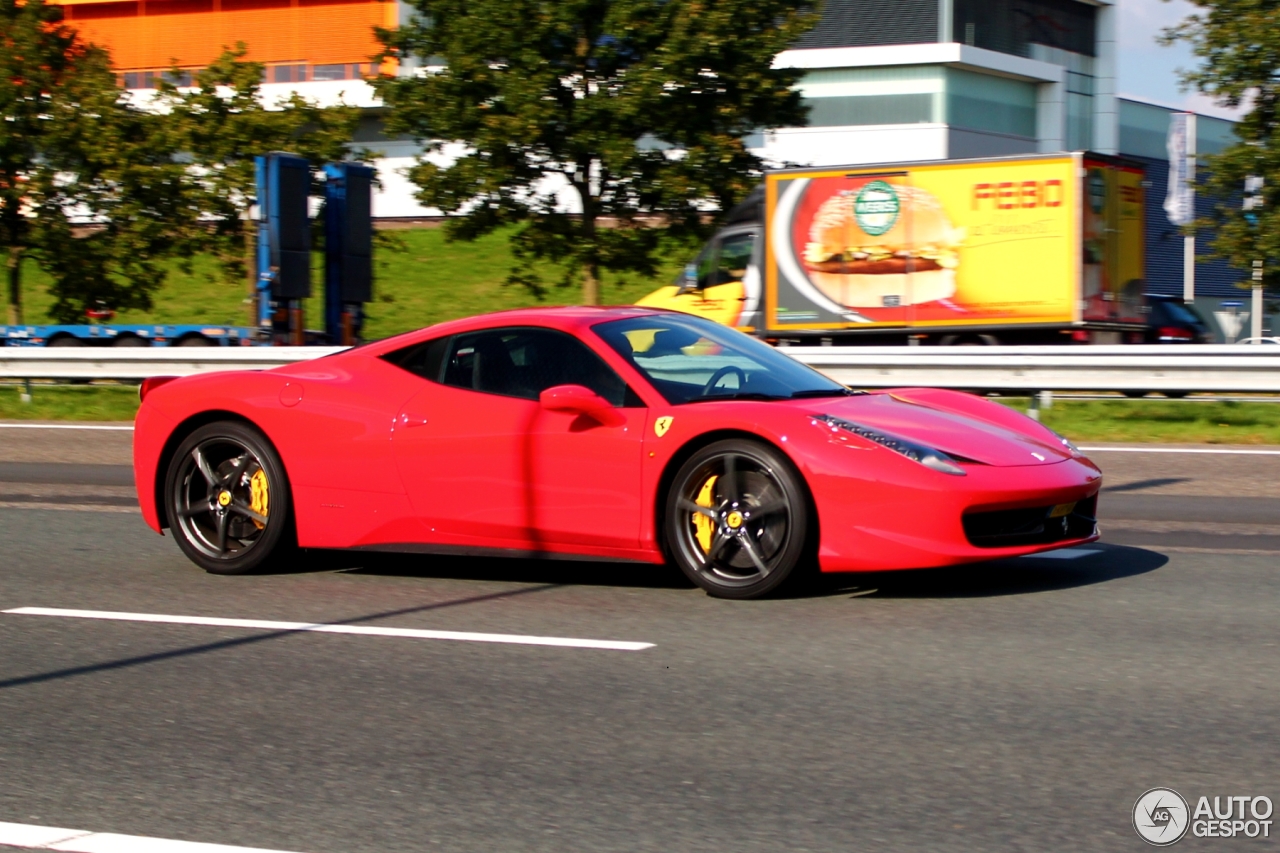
[1183,112,1196,302]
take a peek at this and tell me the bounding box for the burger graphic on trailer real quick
[802,180,963,309]
[636,152,1148,345]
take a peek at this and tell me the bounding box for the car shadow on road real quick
[298,548,696,591]
[810,544,1167,600]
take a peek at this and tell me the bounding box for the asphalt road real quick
[0,426,1277,852]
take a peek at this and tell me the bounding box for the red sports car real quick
[134,307,1102,599]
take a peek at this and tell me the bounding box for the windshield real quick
[593,314,849,405]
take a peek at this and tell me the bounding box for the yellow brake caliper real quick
[249,468,270,530]
[693,475,718,553]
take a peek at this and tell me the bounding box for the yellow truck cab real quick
[637,188,765,332]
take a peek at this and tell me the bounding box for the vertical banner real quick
[1164,113,1195,226]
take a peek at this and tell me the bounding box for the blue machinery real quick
[1,153,375,347]
[256,152,375,346]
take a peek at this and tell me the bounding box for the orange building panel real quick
[59,0,396,71]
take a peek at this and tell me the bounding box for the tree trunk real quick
[578,173,600,306]
[582,260,600,306]
[7,246,22,326]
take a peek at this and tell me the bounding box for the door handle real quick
[398,412,429,428]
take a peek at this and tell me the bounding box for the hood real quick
[808,393,1070,467]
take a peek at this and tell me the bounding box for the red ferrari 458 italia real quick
[134,307,1102,599]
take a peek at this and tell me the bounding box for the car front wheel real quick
[166,421,294,574]
[665,439,811,599]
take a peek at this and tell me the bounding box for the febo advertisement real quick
[763,156,1144,331]
[1081,157,1146,326]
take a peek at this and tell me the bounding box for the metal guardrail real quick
[781,345,1280,393]
[1,344,1278,393]
[0,347,346,380]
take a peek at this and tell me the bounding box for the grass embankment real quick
[17,227,684,339]
[0,385,142,422]
[1000,398,1280,445]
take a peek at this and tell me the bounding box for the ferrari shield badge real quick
[654,416,674,438]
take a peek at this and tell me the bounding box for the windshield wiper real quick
[788,388,863,399]
[684,392,789,404]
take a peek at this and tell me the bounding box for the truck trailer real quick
[638,152,1147,345]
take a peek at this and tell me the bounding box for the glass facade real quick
[796,66,1036,140]
[945,69,1037,138]
[1118,99,1238,160]
[953,0,1096,58]
[797,66,944,127]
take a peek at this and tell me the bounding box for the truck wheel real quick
[176,335,213,347]
[47,336,83,347]
[112,335,149,347]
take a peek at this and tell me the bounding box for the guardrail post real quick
[20,378,32,404]
[1028,392,1041,422]
[1038,390,1053,411]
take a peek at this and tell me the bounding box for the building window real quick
[1066,92,1094,150]
[953,0,1096,58]
[272,65,308,84]
[945,69,1036,138]
[311,64,347,81]
[797,66,943,128]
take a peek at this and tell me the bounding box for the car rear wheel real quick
[665,439,810,599]
[166,421,294,575]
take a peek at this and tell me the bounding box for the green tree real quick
[153,48,365,309]
[373,0,816,304]
[1,0,189,324]
[1163,1,1280,290]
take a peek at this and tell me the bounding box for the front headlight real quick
[813,414,966,476]
[1048,428,1082,456]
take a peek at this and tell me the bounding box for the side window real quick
[381,335,451,382]
[710,232,755,286]
[441,328,633,406]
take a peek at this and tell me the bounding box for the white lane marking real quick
[0,820,306,852]
[0,423,133,431]
[1019,548,1104,560]
[1079,446,1280,455]
[0,503,137,513]
[2,607,654,652]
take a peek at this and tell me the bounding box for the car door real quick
[520,330,647,551]
[390,327,645,552]
[391,332,533,546]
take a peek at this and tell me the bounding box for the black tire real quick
[176,335,213,347]
[165,421,295,575]
[1164,391,1190,399]
[1122,390,1149,399]
[664,439,811,599]
[112,335,149,347]
[47,335,83,347]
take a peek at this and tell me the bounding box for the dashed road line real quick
[0,820,306,852]
[2,607,655,652]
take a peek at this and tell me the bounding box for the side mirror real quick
[539,384,625,427]
[675,263,700,296]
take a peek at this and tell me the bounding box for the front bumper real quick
[809,456,1102,573]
